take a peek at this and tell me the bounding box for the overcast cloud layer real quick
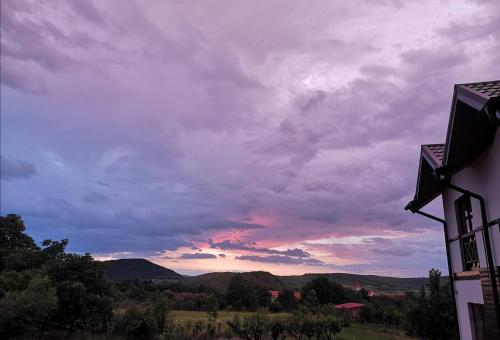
[1,0,499,276]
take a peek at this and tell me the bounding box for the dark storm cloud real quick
[83,191,110,204]
[1,0,498,275]
[236,255,323,266]
[209,239,311,258]
[1,157,37,179]
[180,253,217,259]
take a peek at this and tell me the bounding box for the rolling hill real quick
[183,271,286,292]
[104,258,184,281]
[103,258,443,293]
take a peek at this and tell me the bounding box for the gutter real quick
[405,202,459,336]
[446,184,500,329]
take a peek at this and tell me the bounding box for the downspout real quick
[404,203,459,336]
[446,183,500,329]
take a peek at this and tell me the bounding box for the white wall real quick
[441,128,499,339]
[454,280,484,340]
[442,128,500,269]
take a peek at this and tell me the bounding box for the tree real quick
[226,276,259,311]
[243,312,269,340]
[151,292,169,334]
[270,319,284,340]
[303,289,320,312]
[48,253,113,331]
[323,315,342,340]
[0,273,57,337]
[404,269,457,340]
[276,289,298,311]
[302,277,346,305]
[0,214,113,335]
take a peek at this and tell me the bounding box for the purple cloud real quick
[180,253,217,260]
[1,157,37,179]
[1,0,498,276]
[236,255,323,266]
[209,239,310,257]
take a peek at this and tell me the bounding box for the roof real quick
[406,80,499,212]
[459,81,500,101]
[335,302,365,309]
[421,144,445,168]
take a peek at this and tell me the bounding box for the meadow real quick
[170,310,417,340]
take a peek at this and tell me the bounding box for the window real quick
[455,194,479,271]
[469,303,487,340]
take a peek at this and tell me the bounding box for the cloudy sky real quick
[1,0,499,277]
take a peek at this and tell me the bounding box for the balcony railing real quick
[463,235,479,271]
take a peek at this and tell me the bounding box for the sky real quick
[1,0,499,277]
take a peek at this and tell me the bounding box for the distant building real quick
[269,290,280,301]
[406,80,500,339]
[367,290,376,297]
[335,302,365,320]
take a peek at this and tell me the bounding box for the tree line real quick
[1,214,457,339]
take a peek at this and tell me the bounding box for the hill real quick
[184,271,437,293]
[103,258,444,293]
[279,273,432,293]
[104,258,184,281]
[184,271,286,292]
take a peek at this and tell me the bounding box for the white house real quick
[406,81,500,339]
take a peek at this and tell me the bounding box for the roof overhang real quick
[406,81,499,212]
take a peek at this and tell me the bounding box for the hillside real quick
[184,271,439,293]
[184,271,286,292]
[279,273,432,293]
[104,258,184,281]
[103,258,443,293]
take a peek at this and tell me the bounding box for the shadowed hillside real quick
[183,271,286,292]
[104,258,445,293]
[104,258,184,281]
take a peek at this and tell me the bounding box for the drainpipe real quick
[446,183,500,329]
[404,203,459,336]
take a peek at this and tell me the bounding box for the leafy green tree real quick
[226,276,259,311]
[302,277,346,305]
[0,273,57,337]
[243,312,269,340]
[404,269,457,340]
[323,315,342,340]
[276,289,298,311]
[303,288,320,312]
[48,252,113,331]
[270,319,285,340]
[0,214,113,335]
[151,292,169,334]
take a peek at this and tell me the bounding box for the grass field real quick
[170,311,416,339]
[171,310,290,325]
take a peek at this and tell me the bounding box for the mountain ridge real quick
[104,258,442,293]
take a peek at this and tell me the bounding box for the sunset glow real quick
[2,0,499,277]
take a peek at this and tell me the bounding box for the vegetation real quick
[105,258,184,281]
[0,214,455,339]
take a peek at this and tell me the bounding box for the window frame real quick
[454,194,480,272]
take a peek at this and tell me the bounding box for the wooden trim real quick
[454,270,480,280]
[447,218,499,243]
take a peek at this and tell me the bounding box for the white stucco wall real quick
[441,128,499,339]
[441,128,500,269]
[454,280,484,340]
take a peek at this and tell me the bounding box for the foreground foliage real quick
[0,214,112,337]
[0,214,454,339]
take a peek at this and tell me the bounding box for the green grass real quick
[170,311,416,339]
[171,310,289,326]
[338,323,416,340]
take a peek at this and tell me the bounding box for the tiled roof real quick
[335,302,365,309]
[422,144,445,167]
[459,80,500,100]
